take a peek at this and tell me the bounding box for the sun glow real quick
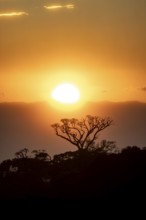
[51,83,80,104]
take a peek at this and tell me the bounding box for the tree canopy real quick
[51,115,113,151]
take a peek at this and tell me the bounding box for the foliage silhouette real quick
[32,149,51,161]
[0,146,146,201]
[51,115,113,152]
[15,148,29,159]
[88,139,117,154]
[53,151,79,163]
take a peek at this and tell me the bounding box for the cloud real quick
[0,11,28,17]
[140,87,146,92]
[44,4,74,10]
[0,101,146,161]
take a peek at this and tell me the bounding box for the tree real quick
[89,139,117,154]
[32,149,51,161]
[53,151,79,163]
[51,115,113,152]
[15,148,29,159]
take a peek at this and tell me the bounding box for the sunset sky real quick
[0,0,146,103]
[0,0,146,161]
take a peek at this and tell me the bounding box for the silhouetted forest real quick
[0,145,146,201]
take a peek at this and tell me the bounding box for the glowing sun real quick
[51,83,80,104]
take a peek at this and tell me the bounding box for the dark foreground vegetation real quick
[0,146,146,202]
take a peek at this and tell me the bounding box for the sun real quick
[51,83,80,104]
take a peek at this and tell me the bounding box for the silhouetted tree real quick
[53,151,79,163]
[121,146,141,155]
[32,149,51,161]
[89,139,117,154]
[51,115,113,152]
[15,148,29,159]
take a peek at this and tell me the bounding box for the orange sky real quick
[0,0,146,103]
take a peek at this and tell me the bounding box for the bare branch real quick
[51,115,113,151]
[55,131,81,148]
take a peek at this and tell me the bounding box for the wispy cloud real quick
[44,4,75,10]
[141,87,146,92]
[0,11,28,17]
